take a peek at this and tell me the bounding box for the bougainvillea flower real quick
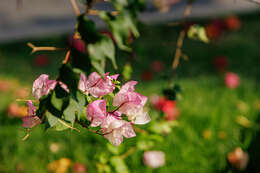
[225,72,240,89]
[86,100,107,127]
[143,151,166,168]
[113,81,151,124]
[78,72,119,98]
[102,112,136,146]
[22,100,41,128]
[228,147,248,170]
[32,74,69,99]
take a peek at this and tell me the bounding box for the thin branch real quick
[27,42,64,54]
[121,147,135,159]
[76,120,111,136]
[22,133,30,141]
[16,99,37,102]
[63,50,71,64]
[88,9,119,16]
[70,0,80,16]
[57,119,81,132]
[172,2,193,69]
[133,126,148,135]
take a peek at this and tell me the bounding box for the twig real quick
[63,50,71,64]
[27,42,64,54]
[76,120,111,136]
[121,147,135,159]
[171,2,193,69]
[133,126,148,135]
[22,133,30,141]
[16,99,37,102]
[70,0,80,16]
[57,119,81,132]
[88,9,119,16]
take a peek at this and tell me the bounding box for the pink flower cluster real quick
[80,72,151,146]
[87,100,136,146]
[22,72,150,146]
[150,95,180,121]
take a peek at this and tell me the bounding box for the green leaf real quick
[51,91,64,111]
[63,91,86,124]
[137,140,154,150]
[59,64,79,97]
[106,143,124,155]
[99,11,139,51]
[88,35,117,70]
[70,49,92,75]
[45,112,69,131]
[110,156,129,173]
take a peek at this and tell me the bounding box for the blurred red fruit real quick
[73,162,87,173]
[225,16,241,31]
[213,56,229,72]
[212,19,226,31]
[7,103,27,117]
[161,100,180,121]
[73,39,86,53]
[0,80,10,92]
[141,70,153,81]
[68,35,86,53]
[165,107,180,121]
[206,23,222,40]
[7,103,22,117]
[151,60,165,72]
[151,95,167,110]
[225,72,240,89]
[15,88,29,99]
[34,55,49,67]
[205,19,226,40]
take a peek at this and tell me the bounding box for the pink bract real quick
[113,81,151,125]
[102,113,136,146]
[32,74,69,99]
[86,100,107,127]
[22,101,41,128]
[78,72,119,98]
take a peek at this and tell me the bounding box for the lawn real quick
[0,11,260,173]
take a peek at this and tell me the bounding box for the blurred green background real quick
[1,12,260,173]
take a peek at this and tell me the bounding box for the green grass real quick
[1,12,260,173]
